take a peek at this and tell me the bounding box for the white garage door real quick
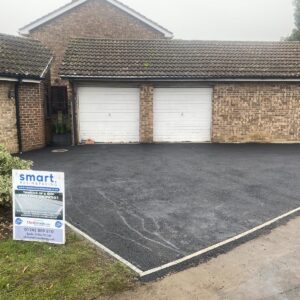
[154,88,212,142]
[78,87,140,143]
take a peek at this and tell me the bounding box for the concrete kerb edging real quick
[66,207,300,282]
[65,221,144,275]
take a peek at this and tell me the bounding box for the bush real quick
[0,145,32,208]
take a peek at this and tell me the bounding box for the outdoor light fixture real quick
[9,89,16,100]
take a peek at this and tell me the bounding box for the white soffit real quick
[19,0,173,38]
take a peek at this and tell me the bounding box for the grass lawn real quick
[0,227,136,300]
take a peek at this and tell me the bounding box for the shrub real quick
[0,145,32,208]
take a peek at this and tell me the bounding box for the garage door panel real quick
[80,128,139,136]
[79,113,139,122]
[155,113,211,120]
[80,102,138,112]
[78,87,140,143]
[155,106,210,113]
[80,134,138,144]
[80,120,139,128]
[155,89,211,95]
[154,88,212,142]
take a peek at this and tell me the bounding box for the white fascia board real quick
[22,79,41,84]
[19,0,173,38]
[40,57,54,78]
[0,77,41,84]
[19,0,87,35]
[106,0,173,38]
[60,75,300,82]
[0,77,18,82]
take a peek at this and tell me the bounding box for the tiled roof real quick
[0,33,52,79]
[60,38,300,80]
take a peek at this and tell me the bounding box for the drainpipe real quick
[70,81,77,146]
[15,78,23,154]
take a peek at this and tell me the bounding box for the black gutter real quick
[15,79,22,154]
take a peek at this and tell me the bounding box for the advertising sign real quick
[12,170,65,244]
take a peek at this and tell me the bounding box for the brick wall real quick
[0,82,18,153]
[212,83,300,143]
[19,82,46,152]
[140,84,154,143]
[29,0,166,84]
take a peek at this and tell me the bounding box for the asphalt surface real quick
[22,144,300,272]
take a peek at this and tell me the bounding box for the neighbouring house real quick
[19,0,172,145]
[0,33,52,153]
[60,39,300,144]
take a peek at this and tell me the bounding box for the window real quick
[51,86,68,115]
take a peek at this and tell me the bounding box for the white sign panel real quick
[12,170,65,244]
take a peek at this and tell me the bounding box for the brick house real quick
[19,0,172,144]
[12,0,300,146]
[0,33,52,153]
[60,39,300,144]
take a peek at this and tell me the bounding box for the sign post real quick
[12,170,65,244]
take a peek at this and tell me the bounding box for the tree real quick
[286,0,300,41]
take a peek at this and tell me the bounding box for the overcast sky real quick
[0,0,295,41]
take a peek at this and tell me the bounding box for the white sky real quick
[0,0,295,41]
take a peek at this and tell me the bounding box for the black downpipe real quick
[70,81,77,146]
[15,79,22,154]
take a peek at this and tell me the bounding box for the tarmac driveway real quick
[22,144,300,277]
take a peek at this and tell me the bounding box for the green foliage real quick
[0,145,32,208]
[53,116,71,135]
[286,0,300,41]
[0,232,135,299]
[294,0,300,30]
[53,123,67,134]
[144,62,151,68]
[285,28,300,41]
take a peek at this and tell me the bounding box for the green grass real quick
[0,231,136,300]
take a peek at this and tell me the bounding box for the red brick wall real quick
[0,81,18,153]
[19,82,46,152]
[29,0,166,84]
[140,84,154,143]
[212,83,300,143]
[0,79,48,153]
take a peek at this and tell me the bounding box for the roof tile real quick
[60,38,300,80]
[0,33,52,79]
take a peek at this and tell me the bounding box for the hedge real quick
[0,145,32,208]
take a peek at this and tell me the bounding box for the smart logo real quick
[15,218,23,225]
[55,221,63,228]
[20,173,55,183]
